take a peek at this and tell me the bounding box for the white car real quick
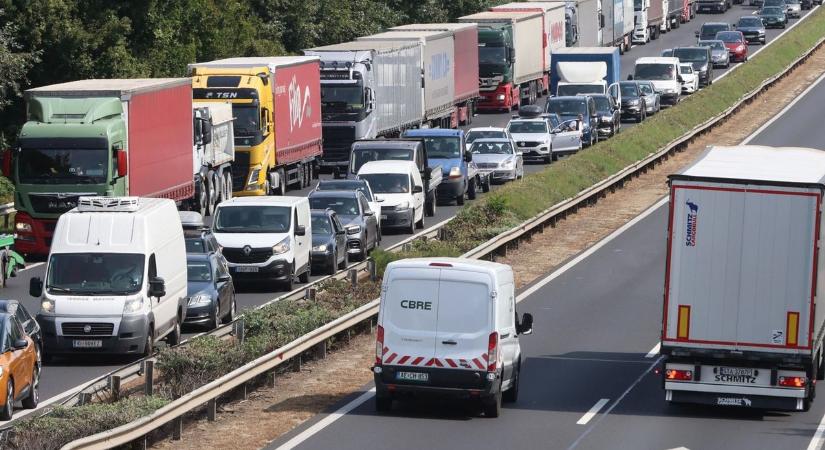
[679,63,699,94]
[507,118,553,163]
[213,196,312,291]
[465,127,512,151]
[373,258,534,417]
[357,160,425,234]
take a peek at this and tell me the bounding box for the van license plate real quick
[235,267,258,273]
[396,371,429,382]
[73,340,102,348]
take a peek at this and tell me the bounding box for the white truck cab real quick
[31,197,188,358]
[357,160,426,234]
[631,57,682,106]
[212,196,311,291]
[373,258,534,417]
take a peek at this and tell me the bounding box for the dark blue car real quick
[185,254,236,330]
[545,96,599,147]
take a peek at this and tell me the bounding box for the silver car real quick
[785,0,801,16]
[698,40,730,68]
[470,138,523,184]
[636,81,661,115]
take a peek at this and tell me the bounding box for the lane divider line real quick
[645,343,661,359]
[576,399,610,425]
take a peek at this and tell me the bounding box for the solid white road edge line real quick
[742,71,825,145]
[645,343,661,358]
[274,388,376,450]
[19,262,44,272]
[807,411,825,450]
[576,398,610,425]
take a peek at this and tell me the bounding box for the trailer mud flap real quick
[667,389,804,410]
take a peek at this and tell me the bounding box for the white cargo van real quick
[212,196,311,291]
[31,197,187,358]
[373,258,534,417]
[357,160,426,234]
[631,57,682,106]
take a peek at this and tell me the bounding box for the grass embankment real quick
[8,6,825,448]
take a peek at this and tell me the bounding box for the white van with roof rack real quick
[31,197,187,358]
[373,258,534,417]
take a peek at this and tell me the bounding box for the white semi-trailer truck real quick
[660,145,825,411]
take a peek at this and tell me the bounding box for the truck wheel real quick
[298,264,310,283]
[166,315,181,346]
[197,179,208,216]
[283,263,294,291]
[205,171,216,216]
[817,351,825,380]
[143,328,154,358]
[482,390,502,418]
[213,171,224,206]
[416,211,425,229]
[277,169,287,196]
[467,179,477,200]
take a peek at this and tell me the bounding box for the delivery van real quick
[31,197,188,358]
[373,258,534,417]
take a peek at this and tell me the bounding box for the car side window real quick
[332,214,343,233]
[358,194,370,214]
[13,306,29,332]
[8,317,22,343]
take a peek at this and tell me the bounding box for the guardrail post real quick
[306,286,317,301]
[242,382,248,400]
[207,398,217,422]
[368,260,377,281]
[79,391,92,406]
[144,360,154,396]
[234,319,245,344]
[109,375,121,402]
[268,370,277,387]
[348,269,358,288]
[132,436,147,450]
[292,355,301,372]
[172,394,183,440]
[315,340,327,359]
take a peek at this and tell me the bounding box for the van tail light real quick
[375,325,384,365]
[778,376,806,388]
[665,369,693,381]
[487,332,499,372]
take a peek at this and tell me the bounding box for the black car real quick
[696,22,732,42]
[180,211,222,255]
[184,254,236,329]
[310,209,348,275]
[309,190,379,260]
[672,46,713,86]
[618,81,646,123]
[0,300,42,363]
[759,6,788,28]
[735,16,767,44]
[591,94,621,138]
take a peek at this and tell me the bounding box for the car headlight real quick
[394,202,410,211]
[627,99,640,106]
[736,45,745,52]
[312,244,328,252]
[40,298,55,314]
[123,297,145,314]
[601,115,614,123]
[448,166,462,179]
[273,236,290,255]
[246,165,262,189]
[497,94,506,101]
[499,158,515,169]
[187,292,212,306]
[15,222,31,233]
[345,224,362,235]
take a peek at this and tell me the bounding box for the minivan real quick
[212,196,311,291]
[373,258,534,417]
[31,197,188,358]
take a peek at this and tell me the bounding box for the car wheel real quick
[407,212,416,234]
[482,389,502,418]
[208,302,220,329]
[636,112,643,123]
[416,210,425,229]
[298,264,310,283]
[482,177,491,193]
[222,297,236,324]
[456,190,465,205]
[544,154,553,163]
[503,362,520,403]
[467,179,477,200]
[338,249,348,271]
[0,380,13,420]
[166,317,181,346]
[326,253,336,275]
[22,365,39,409]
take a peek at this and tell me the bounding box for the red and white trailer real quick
[661,145,825,411]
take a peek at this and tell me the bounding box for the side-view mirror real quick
[732,24,736,29]
[336,229,347,235]
[117,150,128,178]
[517,313,534,335]
[13,339,28,350]
[148,277,166,298]
[202,120,213,145]
[375,197,385,203]
[295,225,306,236]
[677,75,684,83]
[217,274,232,283]
[364,210,375,216]
[412,185,424,194]
[626,74,634,80]
[464,150,473,162]
[29,277,43,298]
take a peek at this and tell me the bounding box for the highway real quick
[266,27,825,450]
[0,2,813,422]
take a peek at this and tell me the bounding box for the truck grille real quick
[61,322,114,336]
[29,193,95,214]
[230,151,250,190]
[322,126,356,163]
[223,247,272,264]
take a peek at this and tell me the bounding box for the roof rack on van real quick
[77,196,140,212]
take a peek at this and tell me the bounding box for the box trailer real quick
[600,0,634,52]
[564,0,601,47]
[633,0,665,43]
[304,41,423,171]
[12,79,194,255]
[661,145,825,411]
[390,23,479,126]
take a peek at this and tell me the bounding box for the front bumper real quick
[480,168,518,182]
[682,83,697,93]
[37,314,149,355]
[311,250,334,267]
[14,217,57,256]
[697,1,726,10]
[436,178,466,200]
[742,32,766,43]
[374,365,501,400]
[621,105,643,118]
[660,92,680,105]
[228,258,291,281]
[519,146,551,161]
[379,208,413,228]
[184,302,216,325]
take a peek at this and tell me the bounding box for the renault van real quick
[373,258,534,417]
[31,197,188,358]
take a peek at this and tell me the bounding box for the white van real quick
[212,196,311,291]
[373,258,534,417]
[31,197,188,358]
[357,160,425,234]
[631,57,682,106]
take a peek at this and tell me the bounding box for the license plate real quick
[235,266,259,273]
[73,339,102,348]
[380,215,387,220]
[396,371,429,382]
[719,367,755,377]
[715,366,758,383]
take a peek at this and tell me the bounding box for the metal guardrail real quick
[58,25,825,449]
[0,202,14,230]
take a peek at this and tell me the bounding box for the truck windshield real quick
[479,46,507,77]
[358,174,410,194]
[232,104,260,137]
[321,85,364,111]
[213,206,291,233]
[18,148,107,184]
[547,99,587,116]
[634,63,675,80]
[557,84,604,96]
[634,0,643,9]
[422,137,460,159]
[673,48,709,62]
[508,121,548,133]
[350,148,413,175]
[46,253,145,295]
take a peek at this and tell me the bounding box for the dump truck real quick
[190,102,235,216]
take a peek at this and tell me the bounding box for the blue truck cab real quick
[401,129,489,205]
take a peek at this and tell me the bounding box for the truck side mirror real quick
[599,13,605,28]
[695,30,700,37]
[517,313,533,335]
[412,185,423,194]
[148,277,166,298]
[202,120,213,145]
[117,150,128,178]
[627,74,634,80]
[464,150,473,162]
[29,277,43,298]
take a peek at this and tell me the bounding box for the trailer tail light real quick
[665,369,693,381]
[786,312,799,347]
[677,305,691,340]
[375,325,384,365]
[487,332,499,372]
[778,376,806,388]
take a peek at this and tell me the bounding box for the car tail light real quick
[665,369,693,381]
[375,325,384,365]
[487,332,499,372]
[778,376,806,388]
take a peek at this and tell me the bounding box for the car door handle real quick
[441,340,457,345]
[500,333,511,339]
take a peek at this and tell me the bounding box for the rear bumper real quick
[374,365,500,399]
[666,385,807,410]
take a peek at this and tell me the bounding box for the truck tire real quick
[482,390,502,418]
[407,211,416,234]
[212,171,223,206]
[196,178,208,217]
[283,263,294,291]
[503,361,521,403]
[298,264,310,283]
[205,171,216,216]
[166,314,181,346]
[818,350,825,380]
[468,179,477,200]
[416,210,425,229]
[143,327,154,358]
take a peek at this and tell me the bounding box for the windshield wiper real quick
[47,286,73,293]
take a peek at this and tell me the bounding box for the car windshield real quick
[673,48,709,62]
[47,253,145,295]
[698,40,726,51]
[350,148,413,175]
[593,97,612,111]
[680,65,694,74]
[358,174,410,194]
[185,237,207,253]
[466,130,506,144]
[637,84,654,95]
[738,17,763,27]
[311,216,333,235]
[316,181,372,201]
[421,137,461,159]
[508,121,548,133]
[620,83,638,97]
[716,31,743,42]
[634,63,675,80]
[701,25,729,39]
[547,99,587,116]
[309,196,359,217]
[320,85,364,111]
[18,148,107,184]
[762,6,783,13]
[471,142,514,155]
[232,104,259,137]
[764,0,785,5]
[187,261,212,282]
[213,205,291,233]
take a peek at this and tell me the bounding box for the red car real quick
[716,30,749,62]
